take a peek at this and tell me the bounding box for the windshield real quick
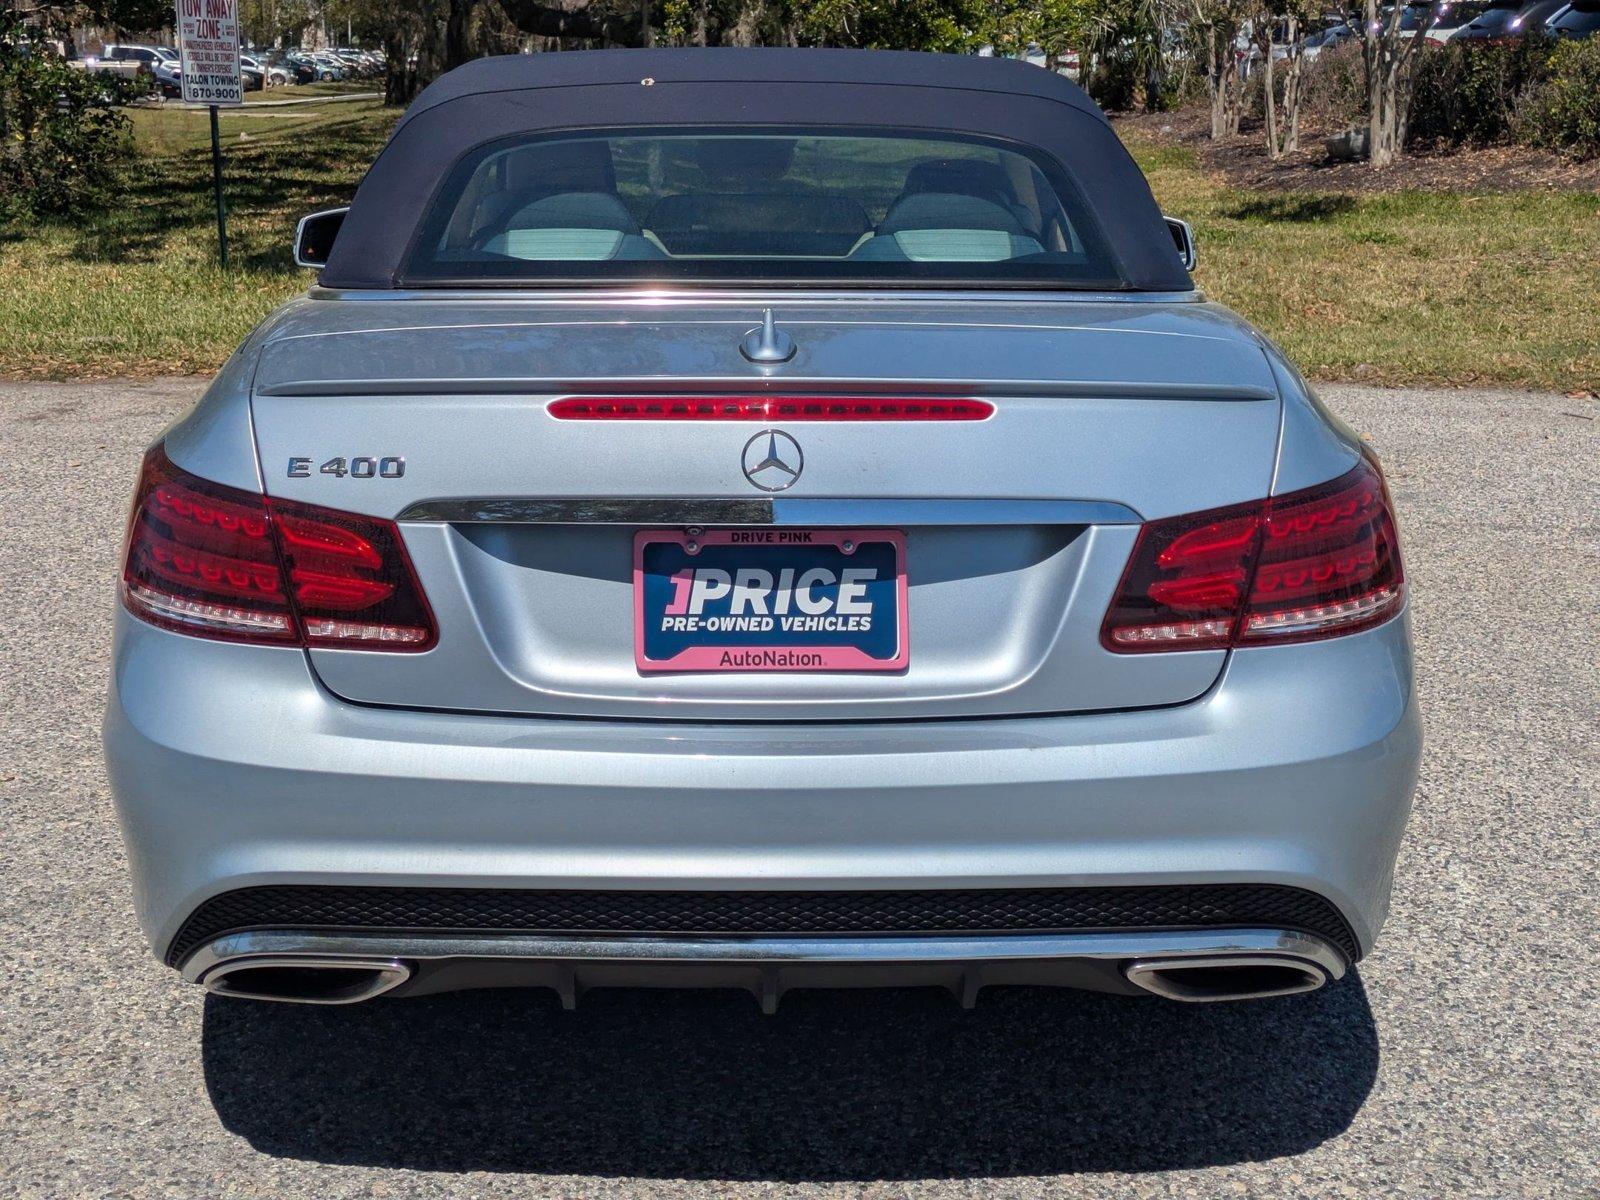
[404,127,1124,289]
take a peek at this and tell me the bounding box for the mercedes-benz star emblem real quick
[741,429,803,492]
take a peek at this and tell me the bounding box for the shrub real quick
[1083,54,1140,113]
[0,15,142,226]
[1406,35,1555,148]
[1295,42,1367,134]
[1084,60,1188,114]
[1515,37,1600,159]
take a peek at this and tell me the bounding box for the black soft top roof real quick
[321,48,1190,291]
[397,47,1109,128]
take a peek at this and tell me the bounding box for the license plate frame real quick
[633,528,909,673]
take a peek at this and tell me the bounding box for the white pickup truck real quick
[77,44,182,94]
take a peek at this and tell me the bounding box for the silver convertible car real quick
[105,49,1419,1010]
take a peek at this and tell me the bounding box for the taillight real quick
[120,445,436,651]
[547,396,994,421]
[120,449,297,644]
[1102,457,1404,653]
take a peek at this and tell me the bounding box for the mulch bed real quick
[1113,106,1600,194]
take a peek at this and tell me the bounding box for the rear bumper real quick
[181,928,1348,1008]
[105,604,1420,978]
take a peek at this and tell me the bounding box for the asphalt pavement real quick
[1,377,1595,1198]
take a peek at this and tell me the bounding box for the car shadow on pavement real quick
[202,972,1377,1180]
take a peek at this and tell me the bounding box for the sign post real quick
[208,105,226,268]
[175,0,242,268]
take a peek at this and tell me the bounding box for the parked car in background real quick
[333,47,382,76]
[150,47,182,95]
[1022,42,1083,78]
[106,50,1419,1016]
[978,42,1082,79]
[101,42,161,71]
[1452,0,1548,39]
[101,43,181,97]
[310,51,348,80]
[1546,0,1600,36]
[1286,17,1360,58]
[1492,0,1572,34]
[283,52,320,83]
[1426,0,1490,39]
[74,48,144,83]
[1368,2,1435,37]
[240,53,287,87]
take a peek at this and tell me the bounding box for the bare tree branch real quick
[493,0,644,46]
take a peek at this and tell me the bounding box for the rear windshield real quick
[404,127,1125,288]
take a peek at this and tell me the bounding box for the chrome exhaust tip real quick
[1123,955,1329,1002]
[202,956,411,1005]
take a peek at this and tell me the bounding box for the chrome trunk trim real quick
[307,286,1207,306]
[394,496,1142,525]
[257,377,1273,401]
[256,378,1273,402]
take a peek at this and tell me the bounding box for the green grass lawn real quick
[1129,135,1600,392]
[246,80,384,101]
[126,98,381,157]
[1,104,1596,390]
[0,99,395,378]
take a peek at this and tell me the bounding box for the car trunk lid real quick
[251,296,1281,720]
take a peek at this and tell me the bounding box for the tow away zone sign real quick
[177,0,241,106]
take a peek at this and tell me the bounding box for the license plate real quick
[634,528,908,673]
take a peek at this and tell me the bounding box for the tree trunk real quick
[1263,44,1278,157]
[1281,16,1302,153]
[1145,60,1166,112]
[1221,52,1240,137]
[1365,0,1394,169]
[728,1,760,47]
[1267,52,1280,155]
[1205,23,1242,139]
[443,0,474,71]
[1207,28,1227,138]
[383,28,420,105]
[1364,0,1423,167]
[1369,55,1399,166]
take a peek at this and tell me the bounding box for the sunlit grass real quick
[1126,131,1600,392]
[0,99,396,378]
